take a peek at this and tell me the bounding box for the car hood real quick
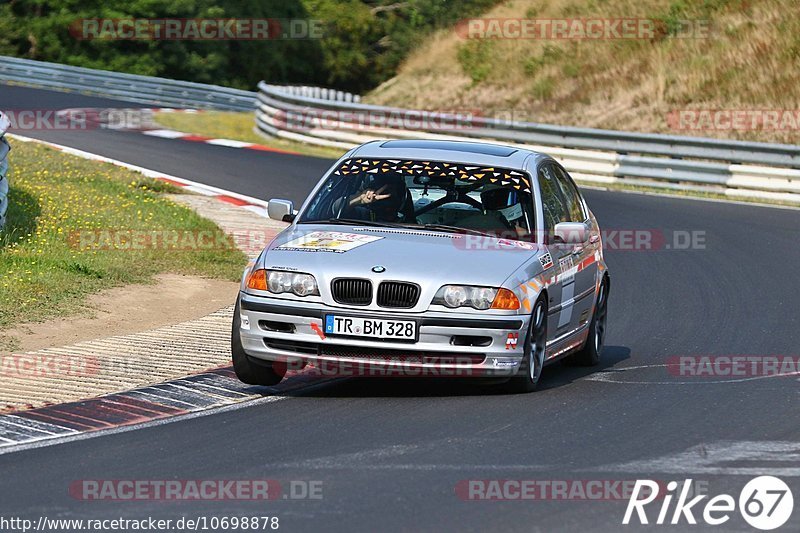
[260,224,544,293]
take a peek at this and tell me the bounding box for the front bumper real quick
[237,292,530,377]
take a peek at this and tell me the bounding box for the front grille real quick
[331,278,372,305]
[377,281,420,308]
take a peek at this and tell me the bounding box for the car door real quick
[552,163,598,332]
[536,163,574,340]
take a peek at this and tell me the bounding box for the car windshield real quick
[298,158,536,241]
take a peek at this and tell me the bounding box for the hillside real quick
[366,0,800,143]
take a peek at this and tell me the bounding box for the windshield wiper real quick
[417,223,493,237]
[307,218,492,237]
[318,218,408,228]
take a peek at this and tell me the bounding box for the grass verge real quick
[153,111,347,160]
[0,140,248,330]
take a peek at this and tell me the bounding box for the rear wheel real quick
[231,298,286,386]
[505,298,547,393]
[568,277,608,366]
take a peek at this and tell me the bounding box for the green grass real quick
[153,111,346,160]
[0,140,248,329]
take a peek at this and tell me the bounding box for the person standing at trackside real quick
[0,111,10,229]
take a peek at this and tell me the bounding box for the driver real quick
[335,174,407,222]
[481,187,530,239]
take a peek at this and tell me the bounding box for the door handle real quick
[589,234,600,244]
[572,246,583,255]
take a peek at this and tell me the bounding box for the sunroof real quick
[380,140,518,157]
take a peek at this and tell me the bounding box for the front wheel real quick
[568,277,608,366]
[231,298,286,386]
[505,298,547,393]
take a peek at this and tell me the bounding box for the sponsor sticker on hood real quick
[276,231,383,253]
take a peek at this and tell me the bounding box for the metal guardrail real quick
[0,112,10,229]
[255,82,800,204]
[0,55,257,111]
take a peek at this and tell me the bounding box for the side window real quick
[553,165,586,222]
[537,164,570,236]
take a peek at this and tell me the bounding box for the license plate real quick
[324,315,417,341]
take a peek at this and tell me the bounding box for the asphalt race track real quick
[1,84,798,532]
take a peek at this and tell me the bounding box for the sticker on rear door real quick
[276,231,383,253]
[539,252,553,269]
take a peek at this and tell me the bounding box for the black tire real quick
[231,298,286,386]
[568,277,609,367]
[505,297,548,393]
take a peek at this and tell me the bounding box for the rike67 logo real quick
[623,476,794,530]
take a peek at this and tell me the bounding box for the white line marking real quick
[0,419,59,436]
[596,441,800,477]
[4,415,77,435]
[585,363,800,385]
[182,185,218,196]
[126,389,202,409]
[241,205,267,216]
[141,129,188,139]
[206,139,253,148]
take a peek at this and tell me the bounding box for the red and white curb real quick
[53,107,300,155]
[8,133,270,218]
[141,128,299,155]
[0,366,332,455]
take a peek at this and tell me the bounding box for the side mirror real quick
[553,222,589,244]
[267,199,295,223]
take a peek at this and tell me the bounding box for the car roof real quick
[348,140,549,172]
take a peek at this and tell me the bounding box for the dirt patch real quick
[1,274,239,352]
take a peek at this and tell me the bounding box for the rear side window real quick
[537,164,570,234]
[553,165,586,222]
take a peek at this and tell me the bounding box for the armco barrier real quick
[0,56,361,111]
[255,81,800,205]
[0,55,256,111]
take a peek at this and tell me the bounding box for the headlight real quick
[433,285,519,310]
[248,269,319,297]
[291,273,318,296]
[442,285,469,308]
[471,287,496,310]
